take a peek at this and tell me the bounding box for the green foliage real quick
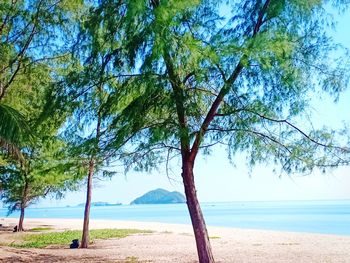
[11,229,152,248]
[0,0,84,97]
[0,104,31,146]
[0,0,86,154]
[0,0,87,214]
[0,144,85,215]
[99,0,350,175]
[0,50,85,214]
[47,0,135,179]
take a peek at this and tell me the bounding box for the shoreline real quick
[1,217,349,238]
[1,218,350,262]
[2,200,350,237]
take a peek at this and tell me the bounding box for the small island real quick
[130,188,186,205]
[77,202,122,207]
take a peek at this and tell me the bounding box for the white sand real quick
[1,217,350,262]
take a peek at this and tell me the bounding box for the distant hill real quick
[130,188,186,205]
[77,202,122,207]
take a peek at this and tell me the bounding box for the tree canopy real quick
[1,0,349,260]
[101,0,350,173]
[89,1,350,261]
[0,0,86,231]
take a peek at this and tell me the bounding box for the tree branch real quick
[163,50,190,156]
[243,109,349,152]
[189,0,272,162]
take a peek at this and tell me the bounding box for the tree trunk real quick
[81,86,102,248]
[182,160,215,263]
[18,179,28,232]
[80,159,94,248]
[18,206,25,231]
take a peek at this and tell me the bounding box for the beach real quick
[1,218,350,262]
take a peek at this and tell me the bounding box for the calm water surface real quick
[1,200,349,236]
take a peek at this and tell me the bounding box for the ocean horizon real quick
[1,199,349,236]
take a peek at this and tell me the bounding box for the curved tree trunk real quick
[80,159,94,248]
[182,160,215,263]
[17,206,25,231]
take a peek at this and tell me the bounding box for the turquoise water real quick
[1,200,349,236]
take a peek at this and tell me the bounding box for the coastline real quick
[2,200,350,237]
[1,217,350,237]
[1,217,350,262]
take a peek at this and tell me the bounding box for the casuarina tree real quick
[0,0,83,158]
[0,0,85,230]
[100,1,350,262]
[47,0,132,247]
[0,62,85,231]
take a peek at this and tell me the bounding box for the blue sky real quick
[38,7,350,208]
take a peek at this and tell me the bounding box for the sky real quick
[38,6,350,208]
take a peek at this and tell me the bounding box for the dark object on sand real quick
[13,225,18,232]
[70,239,80,248]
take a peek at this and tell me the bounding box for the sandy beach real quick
[0,217,350,262]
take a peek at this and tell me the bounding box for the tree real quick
[102,1,350,262]
[48,0,129,247]
[0,0,83,155]
[0,61,85,231]
[0,138,83,231]
[0,1,86,224]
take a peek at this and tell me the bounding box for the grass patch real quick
[115,256,152,263]
[209,236,220,239]
[11,228,152,248]
[30,227,54,232]
[125,256,149,263]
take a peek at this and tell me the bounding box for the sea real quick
[1,200,349,236]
